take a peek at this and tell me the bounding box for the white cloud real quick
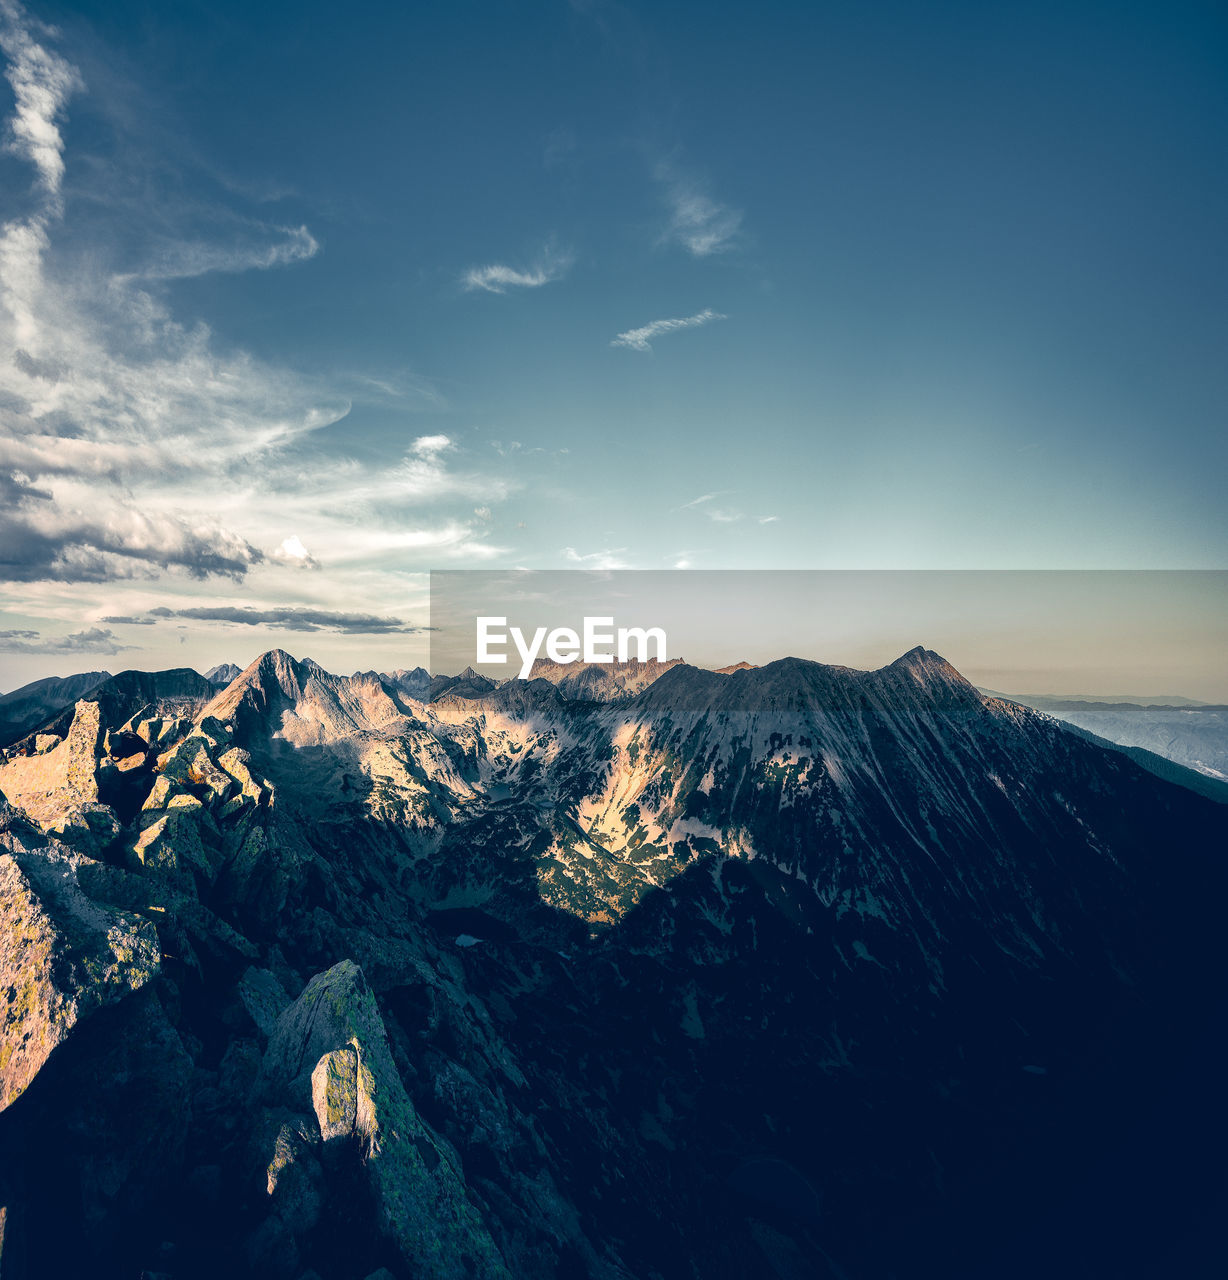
[678,491,726,510]
[272,535,319,569]
[677,492,778,526]
[348,523,509,561]
[0,5,514,608]
[128,224,319,281]
[611,308,726,353]
[562,546,632,570]
[0,0,81,203]
[411,433,453,457]
[657,164,742,257]
[0,5,346,581]
[462,243,574,293]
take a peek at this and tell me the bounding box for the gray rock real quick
[311,1046,359,1142]
[265,1116,324,1235]
[262,959,510,1279]
[238,965,292,1039]
[0,832,160,1111]
[0,700,103,826]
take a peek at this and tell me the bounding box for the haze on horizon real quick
[5,566,1226,705]
[1,1,1225,689]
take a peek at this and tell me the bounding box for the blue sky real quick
[0,0,1225,682]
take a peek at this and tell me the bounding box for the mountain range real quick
[981,691,1228,782]
[0,647,1225,1278]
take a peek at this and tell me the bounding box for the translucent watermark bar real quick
[427,570,1227,707]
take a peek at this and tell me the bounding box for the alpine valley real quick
[0,648,1225,1280]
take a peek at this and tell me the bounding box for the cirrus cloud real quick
[462,242,574,294]
[611,308,726,353]
[656,163,742,257]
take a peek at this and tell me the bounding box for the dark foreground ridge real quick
[1,648,1226,1279]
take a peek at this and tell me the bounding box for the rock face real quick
[523,656,685,701]
[379,666,431,704]
[201,650,409,747]
[206,663,244,687]
[0,648,1224,1279]
[0,812,160,1110]
[0,700,104,825]
[262,960,508,1279]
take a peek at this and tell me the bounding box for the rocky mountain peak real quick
[200,649,409,747]
[524,655,685,701]
[204,662,243,686]
[883,645,982,701]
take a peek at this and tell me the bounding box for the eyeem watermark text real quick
[476,617,668,679]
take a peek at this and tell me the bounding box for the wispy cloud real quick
[462,242,574,294]
[676,490,743,523]
[0,625,129,653]
[562,546,632,570]
[0,0,81,206]
[611,308,726,352]
[0,4,512,607]
[127,224,319,281]
[144,605,422,635]
[489,439,568,458]
[678,491,727,510]
[656,163,742,257]
[0,3,343,584]
[677,491,780,526]
[333,522,509,561]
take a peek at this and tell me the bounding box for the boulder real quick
[132,808,216,884]
[311,1046,359,1142]
[262,960,509,1280]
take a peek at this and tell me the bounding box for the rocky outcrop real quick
[260,959,509,1280]
[0,809,160,1111]
[0,700,104,826]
